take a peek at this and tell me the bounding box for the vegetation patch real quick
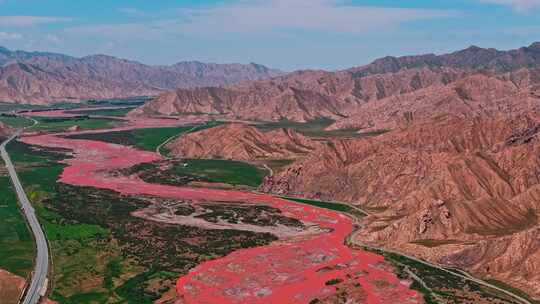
[9,140,278,303]
[253,118,360,138]
[67,107,135,117]
[409,239,464,248]
[29,116,117,133]
[0,114,34,128]
[120,158,268,188]
[0,174,35,278]
[363,247,527,304]
[67,121,220,152]
[283,196,366,218]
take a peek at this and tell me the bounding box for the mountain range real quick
[138,42,540,299]
[0,46,283,104]
[134,42,540,122]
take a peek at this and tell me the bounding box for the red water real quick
[19,113,422,304]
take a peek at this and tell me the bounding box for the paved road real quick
[1,124,49,304]
[155,125,201,159]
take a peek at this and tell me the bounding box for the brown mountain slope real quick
[0,63,159,104]
[133,66,465,121]
[166,123,320,161]
[0,47,282,104]
[260,72,540,297]
[134,42,540,122]
[329,69,540,131]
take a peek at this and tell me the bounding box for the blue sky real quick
[0,0,539,70]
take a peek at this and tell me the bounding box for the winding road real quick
[1,118,50,304]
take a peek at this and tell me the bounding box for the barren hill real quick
[166,123,320,161]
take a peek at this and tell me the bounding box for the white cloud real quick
[477,0,540,11]
[0,31,22,40]
[0,16,72,27]
[67,0,459,39]
[179,0,459,35]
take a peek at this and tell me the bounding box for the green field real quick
[83,97,150,107]
[126,158,269,188]
[253,118,363,138]
[0,115,34,128]
[133,127,197,151]
[67,121,221,152]
[0,98,148,114]
[29,117,117,133]
[283,197,367,217]
[0,102,49,113]
[165,159,268,187]
[67,107,135,117]
[253,118,389,138]
[0,173,35,278]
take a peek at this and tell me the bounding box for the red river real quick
[20,109,422,304]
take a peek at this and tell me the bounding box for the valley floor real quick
[1,106,536,304]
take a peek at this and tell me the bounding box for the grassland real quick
[283,196,367,218]
[252,118,390,139]
[83,97,149,107]
[252,118,385,138]
[123,158,269,189]
[169,159,268,187]
[0,115,34,128]
[0,172,35,278]
[28,117,117,133]
[67,107,135,117]
[0,102,49,113]
[68,121,221,152]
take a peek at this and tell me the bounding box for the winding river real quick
[19,109,421,304]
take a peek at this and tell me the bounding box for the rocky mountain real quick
[0,47,283,104]
[135,42,540,122]
[348,42,540,76]
[166,123,320,161]
[260,70,540,298]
